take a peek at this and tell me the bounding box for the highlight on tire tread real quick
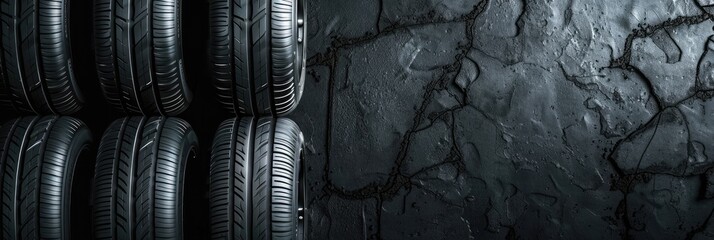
[0,116,92,239]
[209,117,305,239]
[0,0,84,114]
[94,0,192,116]
[209,0,306,116]
[92,116,198,239]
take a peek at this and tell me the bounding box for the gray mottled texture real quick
[295,0,714,239]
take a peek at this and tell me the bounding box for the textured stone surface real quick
[296,0,714,238]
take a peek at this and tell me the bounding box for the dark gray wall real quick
[294,0,714,239]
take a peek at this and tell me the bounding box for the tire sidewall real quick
[63,125,92,239]
[176,128,198,240]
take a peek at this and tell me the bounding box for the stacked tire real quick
[89,0,203,238]
[94,0,193,116]
[208,0,308,239]
[209,118,306,239]
[0,0,308,238]
[0,1,94,239]
[0,0,84,115]
[210,0,307,117]
[92,117,200,239]
[0,116,93,239]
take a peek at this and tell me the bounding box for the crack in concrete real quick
[606,6,714,238]
[330,1,485,198]
[310,0,488,199]
[306,1,490,238]
[685,206,714,239]
[632,113,663,174]
[375,0,383,34]
[308,0,714,237]
[609,13,711,109]
[609,14,711,69]
[514,0,527,37]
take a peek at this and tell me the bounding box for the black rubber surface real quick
[0,116,92,239]
[94,0,193,116]
[210,0,306,116]
[92,117,199,239]
[0,0,85,115]
[209,117,304,239]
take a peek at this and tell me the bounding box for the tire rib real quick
[266,118,275,239]
[251,118,272,239]
[135,117,161,240]
[19,116,57,240]
[127,0,144,114]
[209,120,230,239]
[95,0,127,112]
[153,0,190,115]
[147,0,163,115]
[2,117,37,240]
[149,117,164,240]
[11,117,37,240]
[111,119,128,240]
[13,1,36,113]
[0,118,20,236]
[247,117,255,240]
[93,118,126,239]
[271,118,301,238]
[228,1,239,114]
[271,0,299,115]
[33,0,56,114]
[127,117,145,239]
[0,12,13,111]
[228,118,237,238]
[266,0,276,116]
[248,0,259,115]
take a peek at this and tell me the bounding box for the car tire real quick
[94,0,192,116]
[0,116,93,239]
[0,0,85,114]
[209,117,306,239]
[92,117,199,239]
[209,0,307,116]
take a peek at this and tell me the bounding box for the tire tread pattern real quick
[209,0,301,116]
[0,0,84,115]
[209,117,303,240]
[0,116,91,239]
[94,0,191,116]
[93,117,197,240]
[271,118,300,239]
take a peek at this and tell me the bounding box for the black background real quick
[4,0,714,239]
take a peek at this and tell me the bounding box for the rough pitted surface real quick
[294,0,714,238]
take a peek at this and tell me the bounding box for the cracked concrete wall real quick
[292,0,714,239]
